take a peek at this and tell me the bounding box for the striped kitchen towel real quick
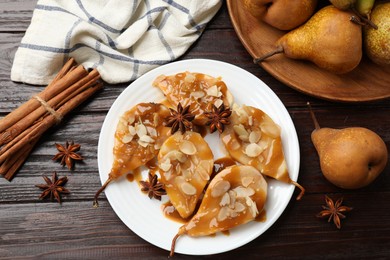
[11,0,222,85]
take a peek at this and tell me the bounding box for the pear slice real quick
[93,103,171,207]
[158,131,214,219]
[220,104,304,200]
[152,71,234,125]
[170,165,267,257]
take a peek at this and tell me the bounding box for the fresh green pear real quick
[243,0,318,30]
[330,0,356,10]
[355,0,375,18]
[364,2,390,65]
[254,5,363,74]
[308,103,388,189]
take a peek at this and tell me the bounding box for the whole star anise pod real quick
[35,172,70,204]
[139,172,166,200]
[52,141,83,170]
[165,103,195,134]
[316,195,353,229]
[204,103,232,133]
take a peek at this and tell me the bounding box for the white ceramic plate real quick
[98,59,300,256]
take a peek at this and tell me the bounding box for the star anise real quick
[35,172,70,204]
[316,195,353,229]
[139,172,167,200]
[204,103,232,133]
[52,141,83,170]
[165,103,195,134]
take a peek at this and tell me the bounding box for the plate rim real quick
[97,58,300,255]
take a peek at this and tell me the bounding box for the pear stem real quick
[290,180,305,200]
[169,233,181,257]
[307,102,320,130]
[93,176,113,208]
[351,7,378,29]
[253,46,284,63]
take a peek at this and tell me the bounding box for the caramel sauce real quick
[126,173,134,182]
[255,209,267,223]
[213,157,236,175]
[161,201,188,224]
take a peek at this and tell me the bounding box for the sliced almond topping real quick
[233,186,255,198]
[180,182,197,196]
[206,85,219,97]
[135,123,147,137]
[220,192,230,207]
[246,197,259,218]
[184,73,196,83]
[241,176,254,187]
[127,115,135,125]
[138,140,149,147]
[233,124,249,138]
[234,202,246,213]
[245,143,264,157]
[217,206,229,222]
[160,158,172,172]
[249,130,261,144]
[179,140,197,155]
[147,127,157,138]
[239,135,249,142]
[139,135,154,144]
[211,180,231,198]
[214,98,224,108]
[121,134,134,144]
[128,125,136,136]
[248,116,253,126]
[261,122,281,138]
[190,91,205,99]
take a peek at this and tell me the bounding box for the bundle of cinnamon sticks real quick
[0,58,103,181]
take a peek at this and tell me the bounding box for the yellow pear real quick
[243,0,318,30]
[308,103,388,189]
[364,2,390,66]
[254,5,363,74]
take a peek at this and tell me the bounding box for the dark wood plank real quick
[0,0,36,32]
[0,193,389,258]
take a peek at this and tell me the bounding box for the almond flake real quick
[217,206,229,222]
[121,134,133,144]
[233,124,249,138]
[179,140,197,155]
[220,192,230,207]
[245,143,263,157]
[214,98,224,108]
[190,91,205,99]
[249,130,261,144]
[211,180,231,198]
[135,123,147,137]
[180,182,197,196]
[241,176,254,187]
[139,135,154,143]
[206,85,219,97]
[160,158,172,172]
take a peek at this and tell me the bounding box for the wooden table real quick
[1,1,389,259]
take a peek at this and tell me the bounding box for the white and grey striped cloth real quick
[11,0,222,85]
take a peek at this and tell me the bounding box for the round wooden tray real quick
[227,0,390,103]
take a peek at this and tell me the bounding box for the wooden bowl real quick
[227,0,390,103]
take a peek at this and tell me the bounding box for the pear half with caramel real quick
[153,71,234,125]
[220,104,304,199]
[170,165,267,257]
[158,131,214,219]
[93,102,171,207]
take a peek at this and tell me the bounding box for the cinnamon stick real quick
[0,61,86,134]
[0,67,98,146]
[0,59,103,180]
